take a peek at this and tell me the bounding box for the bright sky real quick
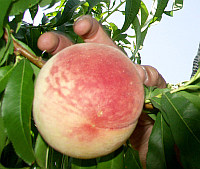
[107,0,200,84]
[23,0,200,84]
[140,0,200,84]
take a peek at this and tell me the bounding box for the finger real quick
[129,113,154,169]
[135,65,166,88]
[73,15,118,48]
[37,32,73,55]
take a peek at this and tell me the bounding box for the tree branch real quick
[4,30,46,68]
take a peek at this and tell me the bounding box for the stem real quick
[101,0,126,23]
[171,68,200,93]
[4,30,46,68]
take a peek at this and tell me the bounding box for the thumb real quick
[73,15,118,48]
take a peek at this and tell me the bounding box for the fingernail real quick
[141,66,149,85]
[75,15,91,24]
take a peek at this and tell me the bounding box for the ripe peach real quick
[33,43,144,159]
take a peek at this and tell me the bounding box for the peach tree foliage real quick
[0,0,199,168]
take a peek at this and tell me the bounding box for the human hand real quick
[37,15,166,168]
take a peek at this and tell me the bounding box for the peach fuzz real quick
[33,43,144,159]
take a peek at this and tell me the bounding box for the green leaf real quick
[0,65,14,93]
[155,0,169,18]
[112,29,127,42]
[39,0,61,8]
[0,0,12,38]
[2,59,35,165]
[145,86,170,101]
[54,0,83,27]
[147,112,167,169]
[71,158,97,169]
[144,86,158,100]
[47,148,69,169]
[0,26,14,66]
[138,2,150,48]
[31,63,40,79]
[0,164,6,169]
[11,34,35,55]
[121,0,141,33]
[151,0,169,23]
[162,92,200,169]
[140,26,148,47]
[0,163,30,169]
[164,0,183,18]
[173,0,183,11]
[9,0,40,16]
[179,91,200,110]
[34,134,49,168]
[29,4,39,21]
[108,22,118,32]
[132,16,141,56]
[182,84,200,90]
[96,147,124,169]
[87,0,101,12]
[10,13,24,33]
[0,113,7,158]
[124,145,142,169]
[39,0,53,7]
[147,112,182,169]
[150,96,170,125]
[140,1,149,28]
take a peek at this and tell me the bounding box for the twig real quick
[4,30,46,68]
[101,1,126,23]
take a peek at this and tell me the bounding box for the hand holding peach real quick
[34,15,166,167]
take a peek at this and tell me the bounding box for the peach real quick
[33,43,144,159]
